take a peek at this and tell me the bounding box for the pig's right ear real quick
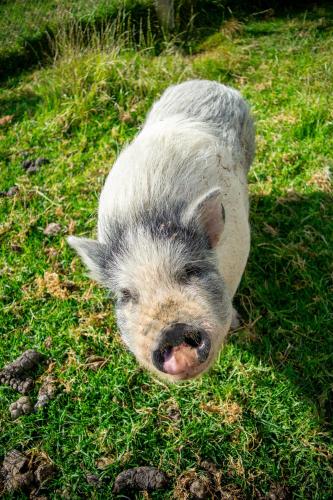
[183,188,225,248]
[67,236,107,283]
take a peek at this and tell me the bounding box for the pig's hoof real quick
[230,308,243,330]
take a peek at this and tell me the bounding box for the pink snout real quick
[152,323,211,377]
[163,343,200,375]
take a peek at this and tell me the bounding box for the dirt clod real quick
[43,223,62,236]
[86,473,102,486]
[22,159,32,169]
[200,460,218,475]
[0,115,14,126]
[0,186,19,197]
[44,336,53,349]
[173,470,212,500]
[166,405,181,421]
[26,166,39,174]
[35,158,50,167]
[265,484,290,500]
[113,466,168,494]
[61,280,78,293]
[30,493,48,500]
[7,186,20,196]
[84,355,108,371]
[11,243,22,252]
[22,158,49,174]
[189,478,209,499]
[9,396,33,419]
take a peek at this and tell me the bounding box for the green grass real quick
[0,0,154,79]
[1,4,333,499]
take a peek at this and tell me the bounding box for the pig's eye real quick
[179,265,204,282]
[119,288,134,304]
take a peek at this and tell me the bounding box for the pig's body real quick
[98,80,254,299]
[69,80,255,381]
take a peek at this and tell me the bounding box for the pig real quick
[68,79,255,381]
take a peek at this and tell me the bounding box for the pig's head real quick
[68,188,233,381]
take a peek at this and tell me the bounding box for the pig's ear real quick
[67,236,107,283]
[184,188,225,248]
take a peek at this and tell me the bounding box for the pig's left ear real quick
[184,188,225,248]
[67,236,107,284]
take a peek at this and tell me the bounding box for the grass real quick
[0,3,333,498]
[0,0,154,79]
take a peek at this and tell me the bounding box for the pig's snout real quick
[152,323,211,376]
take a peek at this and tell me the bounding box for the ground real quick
[0,1,332,498]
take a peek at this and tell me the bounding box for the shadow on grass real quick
[0,86,41,125]
[0,30,54,83]
[233,189,333,426]
[0,4,161,83]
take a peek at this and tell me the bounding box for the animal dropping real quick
[9,396,33,419]
[0,375,34,394]
[0,449,56,494]
[113,466,168,493]
[34,376,58,410]
[68,80,255,381]
[43,223,62,236]
[0,349,46,394]
[1,349,46,376]
[1,450,34,492]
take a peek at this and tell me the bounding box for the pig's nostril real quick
[162,346,173,362]
[152,346,172,371]
[197,334,211,363]
[184,330,202,348]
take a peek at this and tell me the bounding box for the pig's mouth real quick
[152,323,211,379]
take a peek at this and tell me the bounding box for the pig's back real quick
[98,81,254,241]
[145,80,255,171]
